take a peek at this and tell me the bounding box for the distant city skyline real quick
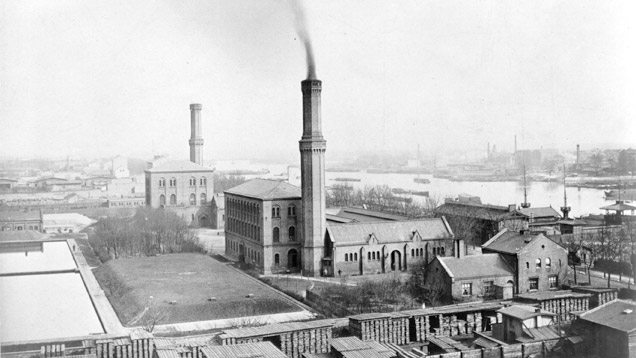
[1,0,635,162]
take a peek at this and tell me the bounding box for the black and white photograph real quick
[1,1,635,357]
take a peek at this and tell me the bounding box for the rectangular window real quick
[548,275,558,288]
[529,277,539,290]
[461,282,472,296]
[483,281,494,298]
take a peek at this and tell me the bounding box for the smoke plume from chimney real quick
[291,0,316,79]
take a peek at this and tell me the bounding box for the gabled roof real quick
[579,299,636,333]
[435,201,526,221]
[497,305,556,320]
[482,229,565,255]
[145,160,213,173]
[225,179,301,200]
[334,207,408,222]
[436,253,514,280]
[0,211,42,222]
[326,218,452,246]
[519,207,562,219]
[599,202,636,211]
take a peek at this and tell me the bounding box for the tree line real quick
[90,207,203,262]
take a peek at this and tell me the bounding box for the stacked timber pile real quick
[218,320,333,358]
[515,290,591,322]
[348,312,409,344]
[571,287,618,308]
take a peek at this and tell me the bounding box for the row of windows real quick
[344,253,359,262]
[461,281,497,296]
[412,248,424,257]
[158,177,207,188]
[367,251,382,261]
[227,219,261,241]
[272,205,296,218]
[525,257,559,269]
[158,193,206,206]
[273,226,296,243]
[227,241,262,264]
[432,247,445,256]
[529,275,559,290]
[226,198,260,225]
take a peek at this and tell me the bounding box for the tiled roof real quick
[435,201,525,221]
[437,254,514,279]
[201,342,287,358]
[146,160,213,173]
[519,207,562,219]
[334,207,409,222]
[497,305,556,320]
[482,229,562,255]
[225,179,301,200]
[0,211,41,222]
[579,300,636,333]
[326,218,452,246]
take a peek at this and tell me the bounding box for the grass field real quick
[93,254,302,326]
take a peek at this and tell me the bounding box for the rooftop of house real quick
[224,179,301,200]
[518,206,562,219]
[515,290,592,302]
[481,229,564,255]
[0,210,42,222]
[436,253,514,280]
[333,207,409,222]
[199,342,287,358]
[145,160,214,173]
[578,299,636,333]
[326,218,452,246]
[435,200,527,221]
[497,305,556,321]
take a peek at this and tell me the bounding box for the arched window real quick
[170,178,176,187]
[189,193,196,205]
[354,253,358,261]
[289,226,296,241]
[546,257,551,268]
[420,248,424,256]
[368,252,371,260]
[288,205,296,216]
[200,193,207,204]
[377,251,380,260]
[159,178,166,187]
[345,254,349,262]
[526,262,530,269]
[411,249,415,257]
[372,252,376,260]
[200,177,207,186]
[274,253,280,265]
[536,258,541,268]
[169,194,176,205]
[272,206,280,218]
[189,177,196,186]
[273,227,280,243]
[159,195,166,206]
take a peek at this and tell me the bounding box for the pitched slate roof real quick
[145,160,213,173]
[200,342,287,358]
[334,207,408,222]
[437,254,514,280]
[497,305,556,320]
[579,300,636,333]
[225,179,301,200]
[435,201,526,221]
[326,218,452,246]
[519,207,562,219]
[482,229,563,255]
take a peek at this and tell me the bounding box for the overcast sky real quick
[1,0,635,162]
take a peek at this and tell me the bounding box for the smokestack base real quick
[301,78,321,90]
[190,103,202,110]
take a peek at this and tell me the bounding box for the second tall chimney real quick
[189,104,204,165]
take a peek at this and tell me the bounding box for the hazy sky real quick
[1,0,635,162]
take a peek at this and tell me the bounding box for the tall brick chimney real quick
[300,79,326,277]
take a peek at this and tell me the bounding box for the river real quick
[239,163,625,218]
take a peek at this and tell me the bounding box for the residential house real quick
[482,229,568,294]
[493,305,557,343]
[425,253,514,303]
